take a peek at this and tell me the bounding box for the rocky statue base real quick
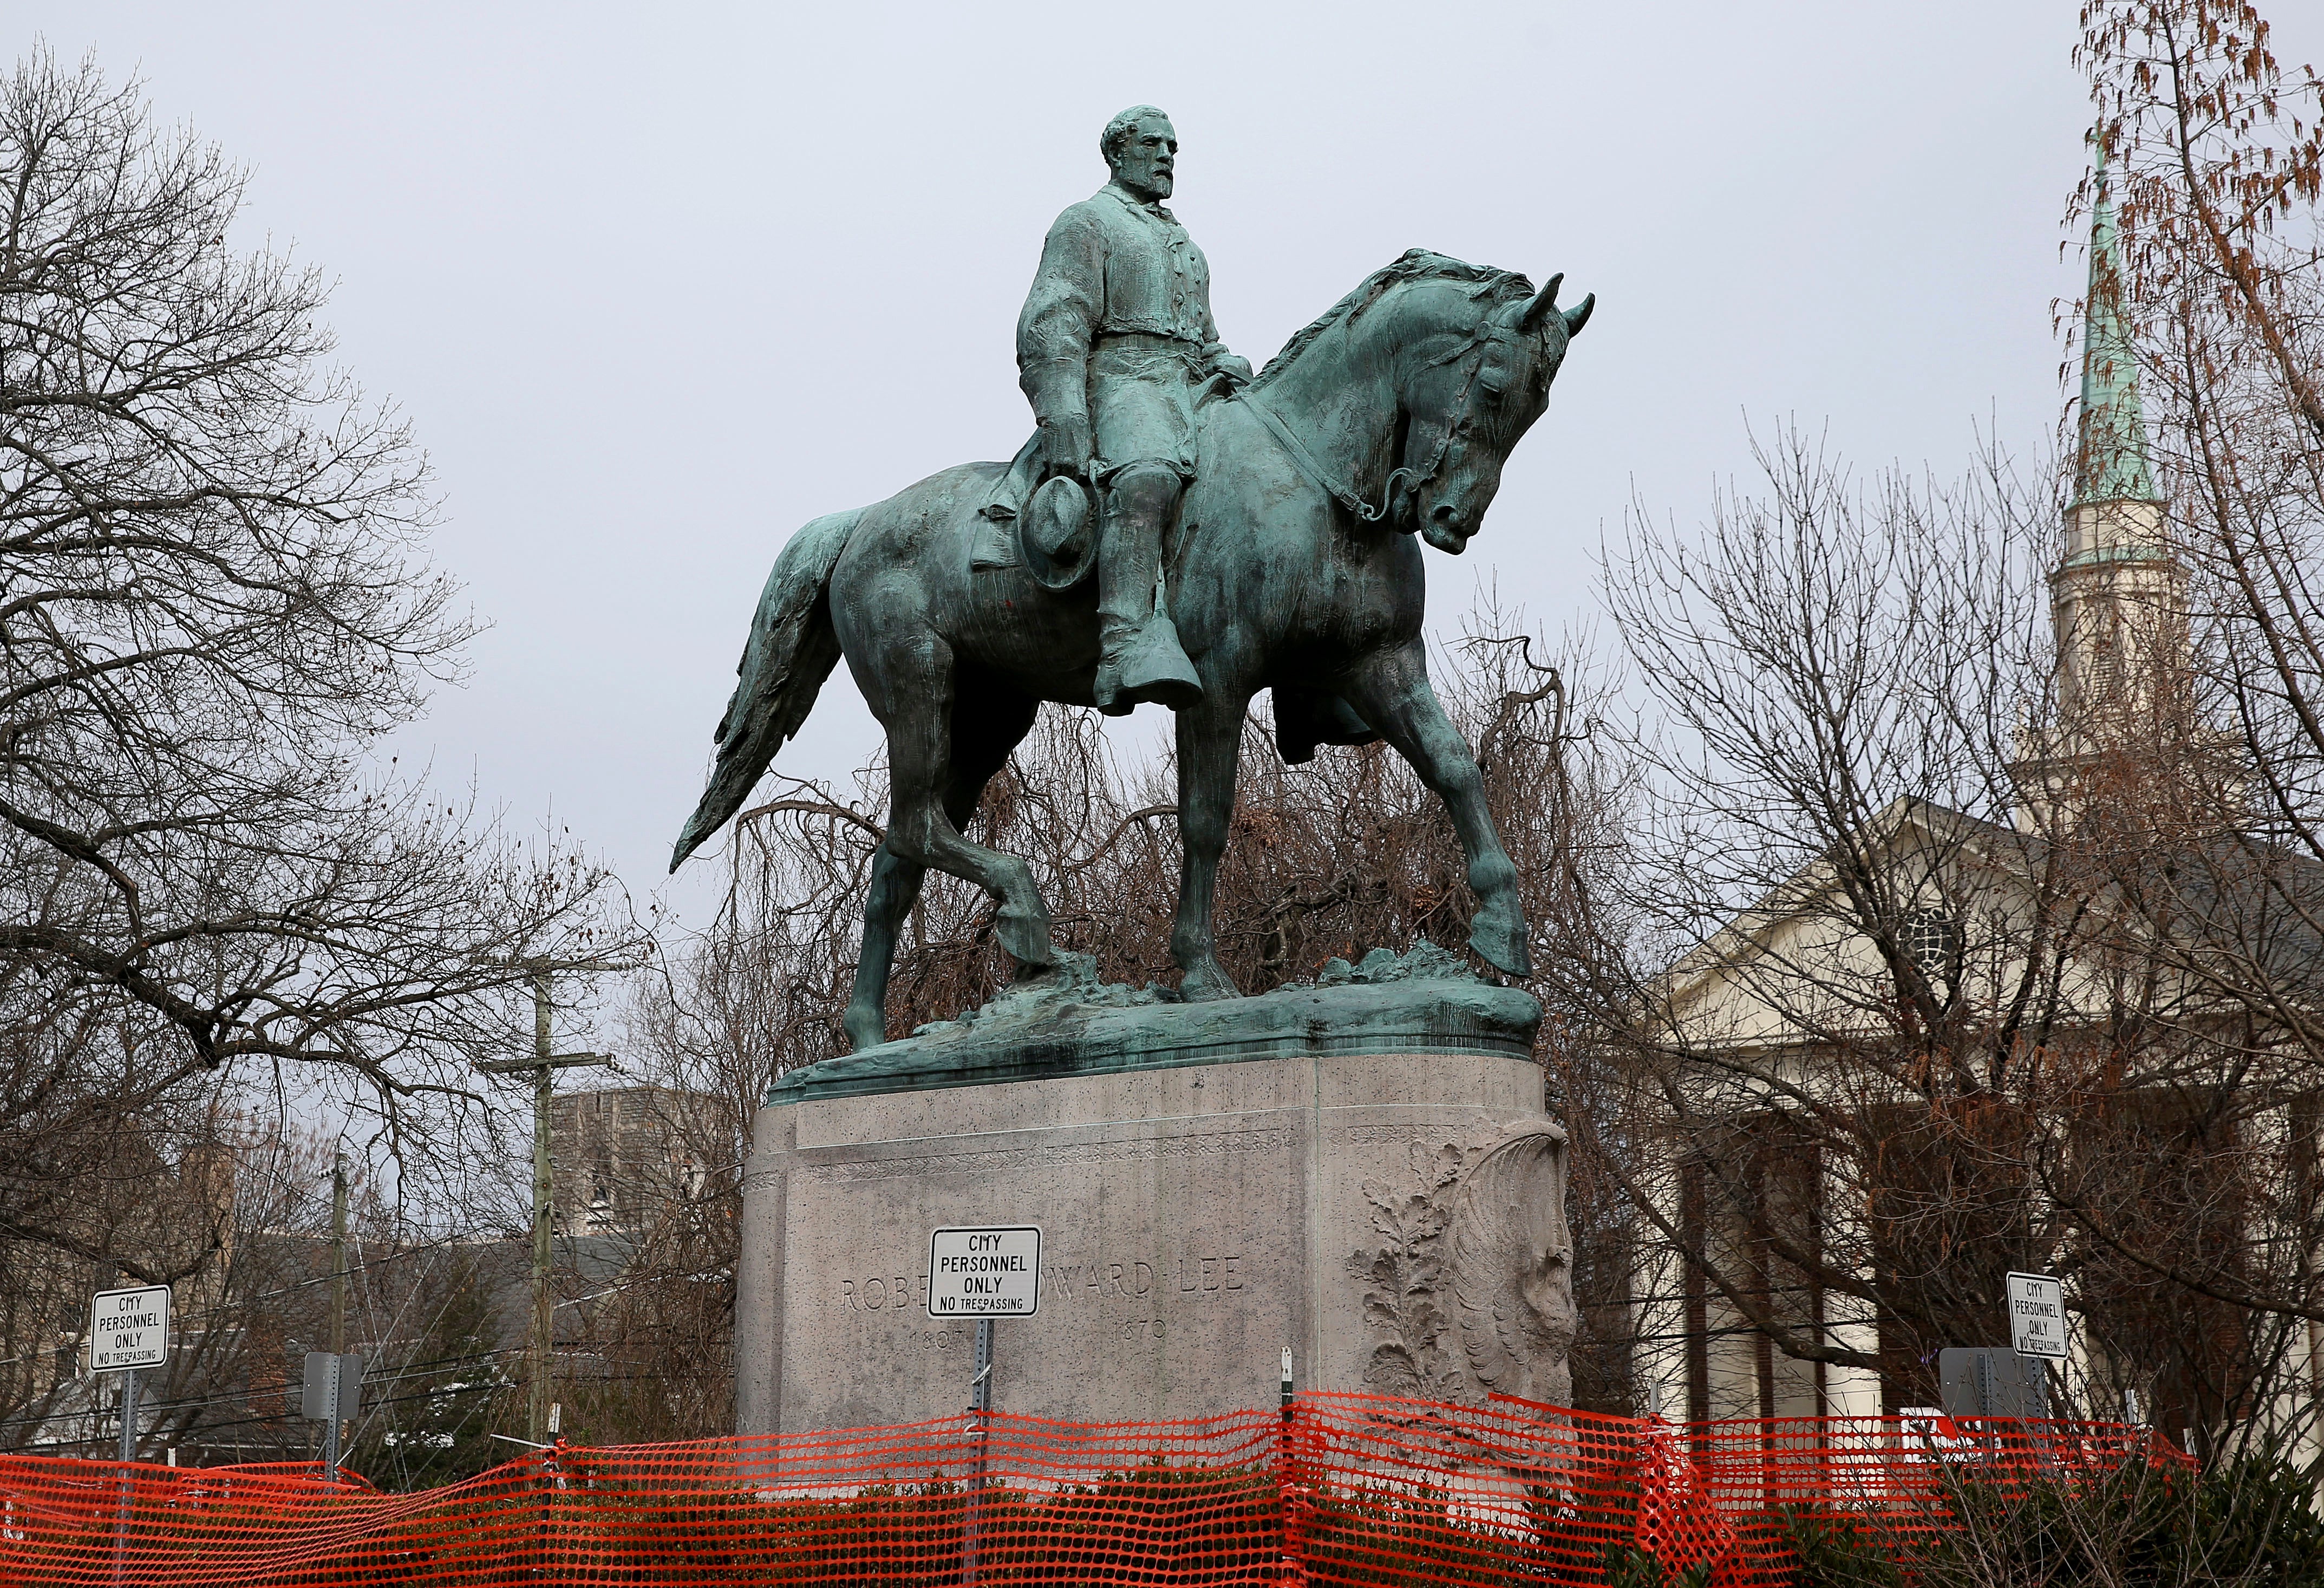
[735,946,1577,1432]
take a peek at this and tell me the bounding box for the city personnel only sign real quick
[2006,1271,2067,1359]
[88,1284,171,1372]
[928,1226,1041,1317]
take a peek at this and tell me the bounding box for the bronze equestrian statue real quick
[672,107,1592,1051]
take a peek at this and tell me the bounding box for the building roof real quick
[1654,790,2324,1055]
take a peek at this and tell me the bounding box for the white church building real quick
[1624,153,2315,1462]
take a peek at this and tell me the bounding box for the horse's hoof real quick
[1469,908,1534,978]
[1179,961,1242,1002]
[996,909,1057,969]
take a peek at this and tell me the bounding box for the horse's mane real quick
[1249,249,1535,389]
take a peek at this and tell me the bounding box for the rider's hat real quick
[1020,475,1098,591]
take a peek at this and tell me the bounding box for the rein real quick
[1236,317,1516,529]
[1237,391,1403,524]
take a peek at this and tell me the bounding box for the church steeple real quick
[2012,141,2196,832]
[2054,145,2171,577]
[2071,152,2160,512]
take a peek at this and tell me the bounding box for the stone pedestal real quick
[735,953,1573,1432]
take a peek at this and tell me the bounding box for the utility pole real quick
[330,1151,348,1354]
[475,958,613,1444]
[328,1150,348,1473]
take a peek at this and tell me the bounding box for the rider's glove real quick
[1206,347,1254,387]
[1037,414,1095,483]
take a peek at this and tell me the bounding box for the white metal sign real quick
[2006,1271,2067,1359]
[88,1285,171,1372]
[928,1226,1042,1317]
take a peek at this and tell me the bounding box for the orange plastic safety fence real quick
[1677,1411,2196,1578]
[0,1396,2189,1587]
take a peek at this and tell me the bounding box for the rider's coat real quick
[1017,183,1241,484]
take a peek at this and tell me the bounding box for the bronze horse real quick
[673,251,1591,1049]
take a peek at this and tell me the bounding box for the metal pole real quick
[114,1365,135,1588]
[1277,1348,1301,1588]
[963,1319,994,1586]
[530,964,554,1446]
[322,1360,342,1477]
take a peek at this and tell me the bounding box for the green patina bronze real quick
[673,108,1592,1058]
[2075,150,2160,511]
[769,943,1542,1103]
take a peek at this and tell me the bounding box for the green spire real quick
[2074,149,2159,506]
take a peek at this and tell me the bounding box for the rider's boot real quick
[1093,465,1204,716]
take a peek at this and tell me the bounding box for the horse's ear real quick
[1516,272,1564,333]
[1563,293,1595,338]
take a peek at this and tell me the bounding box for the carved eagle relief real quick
[1448,1123,1577,1408]
[1351,1121,1577,1410]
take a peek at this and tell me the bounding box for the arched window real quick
[1899,906,1960,986]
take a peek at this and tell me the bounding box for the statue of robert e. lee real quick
[673,99,1594,1040]
[1012,105,1252,715]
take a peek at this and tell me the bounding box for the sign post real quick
[90,1283,168,1588]
[302,1351,363,1477]
[931,1227,1039,1588]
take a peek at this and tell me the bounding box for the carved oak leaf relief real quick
[1351,1140,1470,1402]
[1350,1122,1576,1410]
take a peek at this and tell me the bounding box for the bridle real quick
[1238,317,1527,529]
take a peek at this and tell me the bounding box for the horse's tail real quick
[670,508,860,871]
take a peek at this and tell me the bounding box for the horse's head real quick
[1392,272,1593,553]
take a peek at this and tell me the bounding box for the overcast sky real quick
[25,2,2192,930]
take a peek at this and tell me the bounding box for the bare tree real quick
[1594,410,2324,1450]
[2060,0,2324,1452]
[1588,432,2083,1408]
[1561,5,2324,1471]
[0,50,640,1444]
